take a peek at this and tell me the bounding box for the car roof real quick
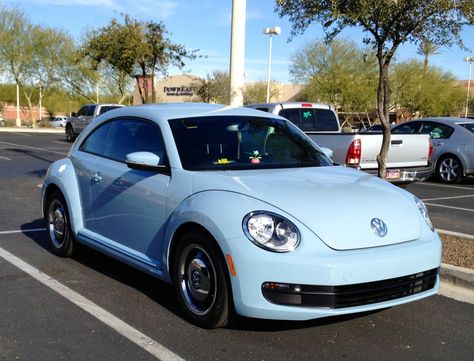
[246,102,334,110]
[411,117,474,125]
[100,103,282,123]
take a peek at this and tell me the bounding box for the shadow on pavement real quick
[21,219,180,317]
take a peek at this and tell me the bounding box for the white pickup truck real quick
[245,102,433,184]
[65,103,125,142]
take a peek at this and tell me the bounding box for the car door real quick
[74,105,91,133]
[418,121,454,159]
[79,118,170,267]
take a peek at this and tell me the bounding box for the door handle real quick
[91,172,102,184]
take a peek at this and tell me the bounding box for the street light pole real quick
[263,26,281,103]
[229,0,247,106]
[464,57,473,118]
[16,84,21,127]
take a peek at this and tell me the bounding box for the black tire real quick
[45,190,76,257]
[65,125,75,142]
[436,155,463,184]
[172,230,231,329]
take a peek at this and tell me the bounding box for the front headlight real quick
[242,211,300,252]
[414,196,434,232]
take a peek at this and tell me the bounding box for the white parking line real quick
[0,228,46,235]
[0,141,67,156]
[0,246,184,361]
[424,202,474,212]
[0,155,11,161]
[11,132,33,137]
[422,194,474,202]
[418,182,474,191]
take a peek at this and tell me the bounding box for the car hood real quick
[190,166,422,250]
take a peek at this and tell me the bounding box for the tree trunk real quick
[151,70,156,103]
[376,58,392,179]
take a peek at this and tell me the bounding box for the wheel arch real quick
[42,159,84,234]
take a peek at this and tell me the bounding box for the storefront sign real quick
[164,86,194,96]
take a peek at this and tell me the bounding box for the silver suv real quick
[65,103,125,142]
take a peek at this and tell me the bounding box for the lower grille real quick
[262,268,438,309]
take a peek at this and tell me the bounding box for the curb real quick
[0,127,64,134]
[440,263,474,291]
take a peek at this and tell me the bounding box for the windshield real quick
[458,122,474,133]
[168,116,332,171]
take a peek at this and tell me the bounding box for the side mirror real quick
[320,147,334,159]
[71,112,77,117]
[125,152,169,173]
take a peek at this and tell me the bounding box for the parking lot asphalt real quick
[406,180,474,236]
[1,131,473,361]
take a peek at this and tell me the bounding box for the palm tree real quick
[417,40,441,70]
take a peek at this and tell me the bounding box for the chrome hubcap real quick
[179,244,216,316]
[440,158,459,182]
[48,200,67,248]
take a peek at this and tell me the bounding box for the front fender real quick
[41,158,84,234]
[161,190,309,282]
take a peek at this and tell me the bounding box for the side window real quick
[77,106,88,116]
[80,118,167,164]
[278,109,301,127]
[99,106,121,115]
[393,122,421,134]
[86,105,96,116]
[420,122,454,139]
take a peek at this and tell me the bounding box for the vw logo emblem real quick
[371,218,388,237]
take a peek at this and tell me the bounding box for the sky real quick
[2,0,474,83]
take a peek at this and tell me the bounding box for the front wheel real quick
[45,190,76,257]
[436,155,463,184]
[172,230,232,328]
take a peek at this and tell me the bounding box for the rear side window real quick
[419,122,454,139]
[99,106,123,115]
[278,108,338,131]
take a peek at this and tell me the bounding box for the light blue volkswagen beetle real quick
[41,103,441,328]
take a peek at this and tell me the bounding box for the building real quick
[132,74,303,105]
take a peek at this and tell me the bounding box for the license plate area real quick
[386,169,401,179]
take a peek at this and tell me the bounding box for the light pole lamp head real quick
[464,56,474,62]
[263,26,281,35]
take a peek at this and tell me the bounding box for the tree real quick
[0,6,93,125]
[194,71,230,104]
[391,60,465,117]
[84,14,197,104]
[290,38,377,127]
[243,80,281,104]
[276,0,474,178]
[417,40,441,70]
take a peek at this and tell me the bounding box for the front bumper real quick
[227,230,441,321]
[358,164,433,184]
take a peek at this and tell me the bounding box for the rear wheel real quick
[172,230,231,328]
[436,155,463,184]
[65,125,75,142]
[45,190,75,257]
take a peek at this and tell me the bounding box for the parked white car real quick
[50,116,67,127]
